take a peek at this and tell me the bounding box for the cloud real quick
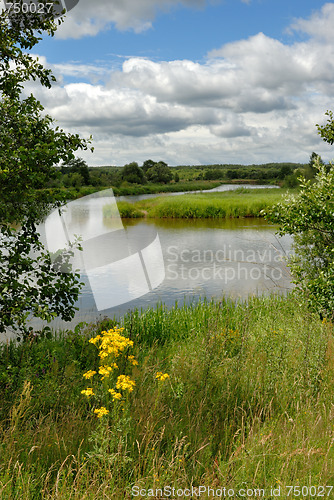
[289,2,334,43]
[27,3,334,165]
[109,54,299,114]
[56,0,208,38]
[39,83,219,137]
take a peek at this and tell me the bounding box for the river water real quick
[1,185,293,340]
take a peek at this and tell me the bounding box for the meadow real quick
[40,180,224,202]
[106,188,294,220]
[0,294,333,498]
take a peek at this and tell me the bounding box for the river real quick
[1,185,293,340]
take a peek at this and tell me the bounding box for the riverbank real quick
[39,179,281,202]
[39,180,227,202]
[107,187,294,219]
[0,294,333,497]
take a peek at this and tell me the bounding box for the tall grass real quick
[115,188,293,219]
[112,180,222,196]
[104,200,144,219]
[0,294,333,498]
[38,180,224,203]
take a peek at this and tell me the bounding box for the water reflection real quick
[1,187,293,340]
[64,216,293,329]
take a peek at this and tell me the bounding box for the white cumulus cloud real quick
[25,3,334,165]
[56,0,208,38]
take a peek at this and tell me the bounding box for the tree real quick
[146,161,173,184]
[60,157,90,185]
[142,159,156,173]
[121,162,146,184]
[226,169,238,180]
[264,156,334,319]
[0,4,92,338]
[316,110,334,145]
[204,168,223,180]
[308,152,323,178]
[0,95,87,222]
[278,165,292,180]
[264,111,334,319]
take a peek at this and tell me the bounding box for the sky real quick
[3,0,334,166]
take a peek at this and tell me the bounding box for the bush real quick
[264,158,334,319]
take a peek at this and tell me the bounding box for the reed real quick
[0,294,333,498]
[115,188,294,219]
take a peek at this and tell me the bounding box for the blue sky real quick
[6,0,334,166]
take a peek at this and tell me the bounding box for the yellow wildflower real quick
[82,370,96,380]
[81,387,95,397]
[116,375,136,392]
[94,407,109,418]
[156,372,169,382]
[99,351,109,360]
[98,364,118,379]
[97,329,134,359]
[89,335,101,345]
[108,389,122,401]
[127,355,138,366]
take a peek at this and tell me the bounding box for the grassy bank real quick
[0,294,333,498]
[38,180,225,202]
[110,188,294,219]
[112,180,223,196]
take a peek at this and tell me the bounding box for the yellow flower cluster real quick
[116,374,136,392]
[94,407,109,418]
[155,372,169,382]
[82,327,137,417]
[108,389,122,401]
[89,327,134,360]
[83,370,96,380]
[127,355,138,366]
[81,387,95,397]
[99,364,118,379]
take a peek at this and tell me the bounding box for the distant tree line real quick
[49,159,178,189]
[46,158,325,190]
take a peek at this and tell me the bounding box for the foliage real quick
[309,151,324,178]
[0,2,59,99]
[0,295,333,496]
[146,161,173,184]
[60,157,91,186]
[0,95,88,223]
[108,179,221,196]
[47,162,304,191]
[126,188,290,219]
[81,327,137,418]
[142,159,156,172]
[0,5,92,337]
[264,159,334,319]
[121,162,146,184]
[105,201,144,219]
[204,168,224,180]
[0,221,83,339]
[316,110,334,145]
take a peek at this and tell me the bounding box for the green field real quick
[107,188,295,219]
[0,294,333,498]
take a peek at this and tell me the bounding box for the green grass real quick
[112,179,223,196]
[38,180,224,203]
[110,188,295,219]
[0,294,333,498]
[104,200,144,219]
